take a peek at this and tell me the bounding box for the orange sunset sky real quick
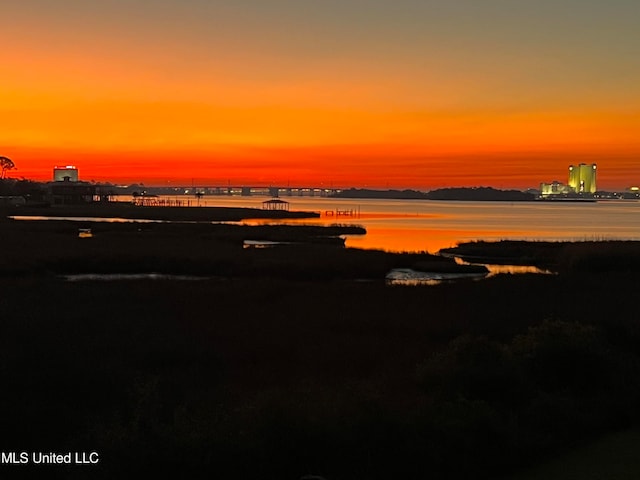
[1,0,639,189]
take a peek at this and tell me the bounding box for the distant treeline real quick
[2,178,535,203]
[0,178,47,199]
[333,186,535,201]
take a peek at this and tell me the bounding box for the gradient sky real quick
[1,0,639,188]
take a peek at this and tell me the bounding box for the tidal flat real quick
[2,215,640,479]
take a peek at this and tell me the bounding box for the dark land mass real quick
[2,215,640,479]
[0,215,468,279]
[441,239,640,274]
[536,195,597,202]
[331,188,429,199]
[332,186,536,201]
[2,202,321,222]
[426,186,535,201]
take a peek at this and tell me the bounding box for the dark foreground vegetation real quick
[0,217,466,279]
[2,219,640,479]
[441,239,640,274]
[2,202,321,222]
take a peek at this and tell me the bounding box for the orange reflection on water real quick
[346,227,449,253]
[352,212,441,220]
[69,196,640,254]
[345,225,548,254]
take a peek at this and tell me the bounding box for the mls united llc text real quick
[1,451,99,465]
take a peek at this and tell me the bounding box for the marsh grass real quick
[0,218,463,279]
[442,239,640,274]
[3,219,640,478]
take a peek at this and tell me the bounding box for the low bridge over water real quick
[147,186,344,197]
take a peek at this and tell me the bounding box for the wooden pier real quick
[324,207,360,218]
[132,196,192,207]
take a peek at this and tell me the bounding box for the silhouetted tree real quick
[0,156,15,179]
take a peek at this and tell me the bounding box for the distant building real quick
[49,183,96,205]
[568,163,597,193]
[540,164,598,197]
[540,181,572,197]
[53,165,79,182]
[48,165,96,205]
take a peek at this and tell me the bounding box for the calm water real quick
[114,195,640,253]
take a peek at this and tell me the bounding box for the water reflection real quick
[452,257,553,275]
[386,263,552,286]
[243,240,289,248]
[10,215,168,223]
[224,197,640,252]
[10,197,640,253]
[63,273,210,281]
[481,264,553,275]
[386,268,487,286]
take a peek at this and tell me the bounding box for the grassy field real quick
[0,217,468,279]
[507,430,640,480]
[2,217,640,479]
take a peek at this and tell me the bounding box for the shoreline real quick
[1,203,321,222]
